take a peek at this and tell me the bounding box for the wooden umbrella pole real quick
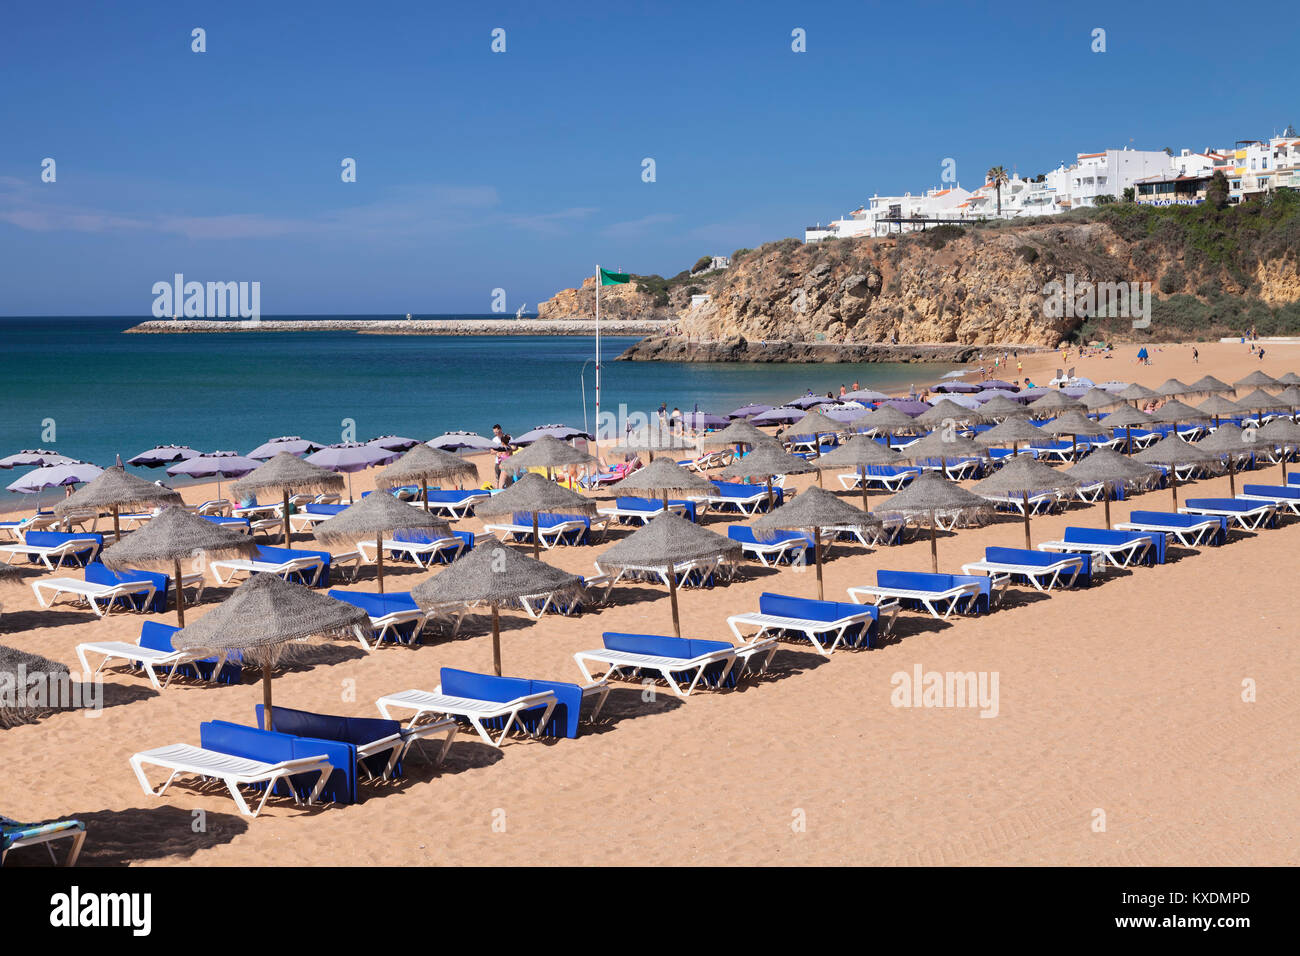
[422,479,430,512]
[532,512,540,560]
[766,476,774,512]
[1022,489,1031,549]
[929,509,938,573]
[1227,456,1236,497]
[491,604,502,676]
[860,466,868,510]
[813,527,823,601]
[1103,484,1112,528]
[1170,465,1179,508]
[282,490,291,545]
[376,532,385,593]
[667,570,681,638]
[112,505,120,542]
[263,668,274,732]
[173,556,187,627]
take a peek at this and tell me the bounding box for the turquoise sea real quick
[0,316,961,506]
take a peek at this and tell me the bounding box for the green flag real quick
[599,267,631,286]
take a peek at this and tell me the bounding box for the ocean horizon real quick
[0,316,960,508]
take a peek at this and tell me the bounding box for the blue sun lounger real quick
[1112,511,1225,550]
[423,488,491,518]
[726,525,814,566]
[704,481,784,515]
[847,570,991,619]
[0,530,103,570]
[837,464,921,493]
[1039,526,1162,568]
[328,589,428,647]
[1179,497,1280,531]
[961,546,1091,598]
[598,496,699,524]
[77,620,241,689]
[1238,483,1300,516]
[727,591,897,656]
[574,632,777,697]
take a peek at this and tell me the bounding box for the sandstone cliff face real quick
[536,275,677,321]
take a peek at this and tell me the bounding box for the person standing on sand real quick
[491,424,512,488]
[1192,347,1199,364]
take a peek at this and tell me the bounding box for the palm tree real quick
[987,165,1009,216]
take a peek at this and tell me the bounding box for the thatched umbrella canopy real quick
[1236,388,1286,412]
[1196,423,1258,496]
[1099,404,1155,452]
[876,473,993,572]
[812,436,904,508]
[850,404,922,437]
[502,435,597,478]
[313,493,451,593]
[1150,399,1206,426]
[1255,417,1300,483]
[1196,395,1248,424]
[471,472,596,558]
[595,513,740,637]
[1134,434,1222,506]
[412,538,582,675]
[898,430,989,479]
[610,428,699,459]
[1275,385,1300,409]
[972,456,1078,547]
[613,456,716,505]
[719,442,816,509]
[1275,372,1300,387]
[1042,410,1104,461]
[752,487,880,599]
[375,444,478,511]
[1117,382,1160,405]
[0,645,71,728]
[973,417,1053,454]
[1234,370,1280,391]
[0,561,19,581]
[788,410,846,440]
[915,399,988,428]
[173,574,368,731]
[1079,387,1123,414]
[977,395,1030,419]
[231,453,345,546]
[700,419,776,451]
[1028,391,1087,416]
[1187,374,1234,395]
[53,467,182,541]
[1065,449,1163,527]
[99,506,258,626]
[1155,378,1193,397]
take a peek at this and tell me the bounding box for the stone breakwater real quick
[124,319,670,336]
[617,335,1045,364]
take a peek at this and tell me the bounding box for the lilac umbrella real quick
[428,431,496,451]
[1098,381,1130,392]
[785,394,840,409]
[842,389,891,403]
[0,449,77,469]
[166,451,262,501]
[820,406,864,422]
[976,389,1025,403]
[127,445,201,468]
[306,442,400,502]
[679,412,731,431]
[751,406,805,424]
[883,399,930,417]
[933,381,981,393]
[933,393,984,410]
[979,380,1017,391]
[7,461,104,494]
[512,424,592,445]
[366,435,421,452]
[246,436,325,460]
[729,403,772,419]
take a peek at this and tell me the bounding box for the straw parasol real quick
[850,404,922,438]
[1078,387,1123,414]
[375,443,478,511]
[700,418,777,451]
[471,472,597,559]
[613,456,716,507]
[1133,435,1222,507]
[1236,388,1285,412]
[1275,372,1300,387]
[1196,394,1248,425]
[812,436,904,508]
[1275,385,1300,409]
[1117,382,1160,405]
[1195,424,1257,496]
[973,417,1053,456]
[1042,410,1104,461]
[1028,391,1087,415]
[788,410,846,440]
[0,645,71,728]
[1234,370,1280,391]
[972,456,1078,547]
[231,453,345,546]
[53,466,182,541]
[977,394,1030,419]
[1065,450,1162,528]
[412,538,583,675]
[1100,405,1155,452]
[875,474,993,573]
[751,487,880,600]
[173,575,367,730]
[915,399,989,427]
[1150,399,1205,427]
[312,492,452,593]
[501,435,597,479]
[1155,378,1193,397]
[99,506,258,626]
[1186,374,1234,395]
[1254,417,1300,483]
[719,443,816,510]
[595,513,741,638]
[897,430,989,479]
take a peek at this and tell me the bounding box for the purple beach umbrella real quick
[307,442,400,502]
[167,451,262,501]
[6,461,104,494]
[679,412,731,431]
[512,424,593,445]
[428,431,496,451]
[933,381,981,393]
[0,449,77,469]
[785,394,841,409]
[728,403,772,419]
[127,444,201,468]
[979,380,1017,391]
[751,406,806,424]
[883,399,929,417]
[366,435,421,452]
[246,436,326,459]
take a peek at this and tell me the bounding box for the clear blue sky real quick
[2,0,1296,316]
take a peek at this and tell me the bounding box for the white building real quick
[1068,148,1175,207]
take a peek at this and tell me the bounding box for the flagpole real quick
[595,265,601,460]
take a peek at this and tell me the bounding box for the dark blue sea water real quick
[0,316,959,505]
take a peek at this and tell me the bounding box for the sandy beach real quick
[2,340,1296,867]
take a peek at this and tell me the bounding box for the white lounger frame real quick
[727,603,897,657]
[208,556,325,587]
[357,534,466,569]
[0,537,102,571]
[76,640,209,690]
[31,577,156,617]
[847,582,982,620]
[129,745,334,817]
[1177,502,1278,531]
[1038,537,1151,569]
[1110,519,1219,550]
[376,688,561,748]
[960,555,1085,598]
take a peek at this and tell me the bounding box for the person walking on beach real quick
[1192,346,1199,364]
[491,424,512,488]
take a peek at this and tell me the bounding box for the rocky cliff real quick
[536,274,680,322]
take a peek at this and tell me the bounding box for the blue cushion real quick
[425,489,482,504]
[255,705,404,783]
[602,632,735,686]
[982,547,1092,587]
[1063,525,1165,563]
[85,561,169,613]
[1124,513,1225,549]
[327,589,422,644]
[875,570,991,614]
[1243,483,1300,499]
[200,719,355,804]
[20,531,102,566]
[253,545,333,586]
[304,503,347,515]
[727,525,813,548]
[439,667,587,739]
[756,591,878,646]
